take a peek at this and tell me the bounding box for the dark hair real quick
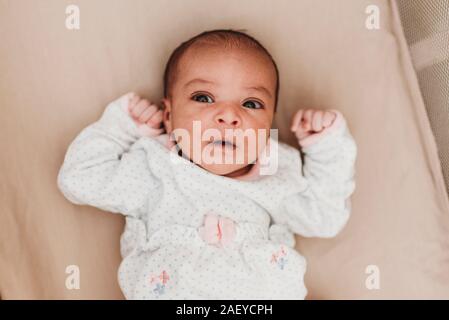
[163,29,280,111]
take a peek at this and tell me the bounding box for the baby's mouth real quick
[208,138,237,150]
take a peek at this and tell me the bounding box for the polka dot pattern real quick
[58,95,357,299]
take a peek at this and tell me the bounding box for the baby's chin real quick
[199,163,251,177]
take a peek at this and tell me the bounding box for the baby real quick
[58,29,356,299]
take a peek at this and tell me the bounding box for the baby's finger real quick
[295,129,311,140]
[146,110,163,128]
[128,95,141,112]
[138,104,158,123]
[311,110,324,132]
[302,109,313,132]
[322,111,336,128]
[131,99,151,119]
[290,109,304,132]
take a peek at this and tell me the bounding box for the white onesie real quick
[57,94,357,300]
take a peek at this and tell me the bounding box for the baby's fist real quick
[126,93,164,137]
[128,94,162,127]
[291,109,336,141]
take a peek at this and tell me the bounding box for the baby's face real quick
[163,45,277,177]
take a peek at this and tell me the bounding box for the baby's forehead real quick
[176,44,276,79]
[166,39,278,103]
[181,42,269,63]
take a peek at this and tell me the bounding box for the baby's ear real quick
[161,98,172,133]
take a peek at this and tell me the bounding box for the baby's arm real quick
[280,109,357,238]
[57,93,164,218]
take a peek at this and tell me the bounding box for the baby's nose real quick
[214,105,241,127]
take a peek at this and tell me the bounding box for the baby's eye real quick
[192,94,214,104]
[242,100,264,109]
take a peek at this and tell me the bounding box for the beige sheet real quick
[1,0,448,299]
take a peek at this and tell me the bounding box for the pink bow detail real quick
[198,213,236,247]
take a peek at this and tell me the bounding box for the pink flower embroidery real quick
[159,270,170,284]
[270,246,288,270]
[149,270,170,296]
[198,213,236,248]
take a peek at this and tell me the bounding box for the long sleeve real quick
[57,93,163,218]
[280,111,357,238]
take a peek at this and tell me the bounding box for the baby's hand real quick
[127,93,164,137]
[290,109,336,141]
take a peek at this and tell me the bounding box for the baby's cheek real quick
[244,132,267,164]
